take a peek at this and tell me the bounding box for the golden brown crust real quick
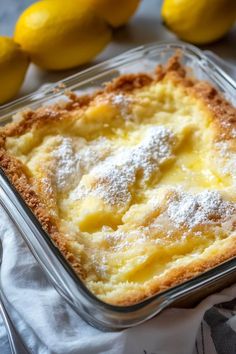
[0,147,85,279]
[105,73,153,92]
[158,56,236,142]
[2,55,235,142]
[0,55,236,305]
[190,82,236,141]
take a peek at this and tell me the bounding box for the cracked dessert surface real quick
[0,56,236,305]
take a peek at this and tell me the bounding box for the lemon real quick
[162,0,236,44]
[0,37,29,105]
[89,0,141,27]
[14,0,112,70]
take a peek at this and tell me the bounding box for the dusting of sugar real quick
[53,136,111,192]
[72,126,174,205]
[41,177,54,195]
[110,93,133,120]
[231,128,236,138]
[166,190,235,228]
[215,141,236,182]
[104,228,149,251]
[90,254,109,279]
[89,188,236,277]
[98,255,108,278]
[220,121,236,139]
[53,137,76,192]
[111,93,127,105]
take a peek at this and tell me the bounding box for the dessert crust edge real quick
[0,55,236,306]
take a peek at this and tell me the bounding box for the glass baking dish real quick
[0,42,235,331]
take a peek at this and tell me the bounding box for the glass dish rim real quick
[1,40,235,117]
[0,40,236,316]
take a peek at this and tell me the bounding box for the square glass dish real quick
[0,42,236,330]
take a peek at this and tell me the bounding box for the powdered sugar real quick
[72,126,174,205]
[41,177,54,195]
[166,189,235,229]
[53,136,111,192]
[231,128,236,138]
[104,228,150,251]
[53,137,76,192]
[111,93,128,106]
[110,93,133,120]
[215,141,236,183]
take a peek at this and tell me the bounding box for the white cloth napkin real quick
[0,205,236,354]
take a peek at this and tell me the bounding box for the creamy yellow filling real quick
[6,79,236,302]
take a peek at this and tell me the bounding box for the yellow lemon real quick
[0,37,29,105]
[162,0,236,44]
[14,0,112,70]
[89,0,141,27]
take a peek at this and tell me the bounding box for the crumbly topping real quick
[166,190,235,229]
[71,126,175,205]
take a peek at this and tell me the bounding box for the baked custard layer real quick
[1,57,236,305]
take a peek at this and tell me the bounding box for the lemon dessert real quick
[0,56,236,305]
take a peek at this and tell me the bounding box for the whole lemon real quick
[162,0,236,44]
[14,0,112,70]
[89,0,141,27]
[0,37,29,105]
